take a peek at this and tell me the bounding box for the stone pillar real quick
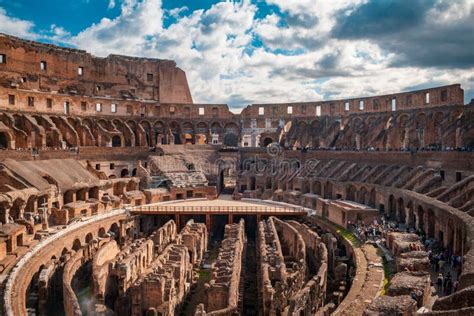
[18,202,26,220]
[175,214,181,231]
[206,214,211,232]
[415,210,420,231]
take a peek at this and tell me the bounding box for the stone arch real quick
[416,205,425,232]
[302,179,310,194]
[113,119,133,147]
[368,188,376,208]
[388,195,396,219]
[397,197,405,223]
[406,200,415,229]
[140,120,152,146]
[182,122,194,144]
[0,132,11,149]
[196,122,208,145]
[72,238,82,251]
[263,137,273,147]
[426,209,435,238]
[64,190,75,204]
[325,182,333,199]
[312,181,322,195]
[85,233,94,244]
[169,121,181,144]
[121,169,129,177]
[265,177,272,190]
[89,187,99,199]
[109,223,120,240]
[224,122,239,133]
[98,227,106,238]
[153,120,166,145]
[111,135,122,147]
[346,185,356,201]
[223,133,238,147]
[358,186,368,205]
[249,176,256,191]
[210,122,222,132]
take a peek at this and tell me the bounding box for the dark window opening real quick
[81,101,87,111]
[95,164,101,170]
[46,98,53,108]
[379,204,385,213]
[176,193,183,200]
[186,190,193,198]
[0,54,6,64]
[8,94,15,105]
[40,61,47,71]
[441,90,448,102]
[28,96,35,107]
[110,163,115,170]
[440,170,445,180]
[147,73,153,82]
[456,172,462,182]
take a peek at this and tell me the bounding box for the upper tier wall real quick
[241,84,464,118]
[0,33,193,104]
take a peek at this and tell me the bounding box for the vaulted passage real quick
[111,135,121,147]
[0,132,8,149]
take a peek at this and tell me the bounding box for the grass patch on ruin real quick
[198,270,210,279]
[380,256,393,295]
[336,228,361,247]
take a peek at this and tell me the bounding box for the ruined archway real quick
[346,185,356,201]
[111,135,121,147]
[263,137,273,147]
[121,169,129,177]
[223,133,238,147]
[0,132,9,149]
[72,238,82,251]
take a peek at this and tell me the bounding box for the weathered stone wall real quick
[202,219,245,315]
[128,219,207,316]
[0,33,193,105]
[91,240,120,304]
[62,248,87,316]
[257,217,329,315]
[241,84,464,118]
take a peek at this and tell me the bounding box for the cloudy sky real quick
[0,0,473,111]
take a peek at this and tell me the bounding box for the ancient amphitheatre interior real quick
[0,32,473,316]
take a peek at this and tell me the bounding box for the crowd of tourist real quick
[294,146,474,153]
[349,215,462,298]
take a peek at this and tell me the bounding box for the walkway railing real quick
[132,204,306,214]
